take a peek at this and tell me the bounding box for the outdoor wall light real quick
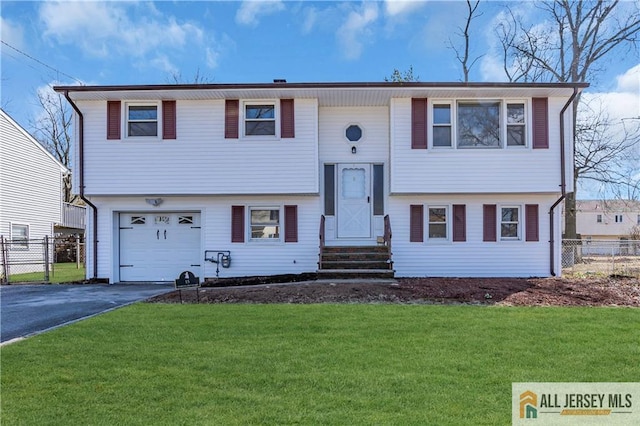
[145,198,164,207]
[351,146,357,154]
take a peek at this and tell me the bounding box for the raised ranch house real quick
[54,81,587,283]
[0,109,84,275]
[575,199,640,255]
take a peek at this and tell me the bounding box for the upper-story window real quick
[245,103,276,136]
[596,214,603,223]
[127,104,158,137]
[458,101,501,148]
[615,215,623,223]
[433,104,452,147]
[429,100,529,149]
[506,103,526,146]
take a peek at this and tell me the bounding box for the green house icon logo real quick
[520,390,538,419]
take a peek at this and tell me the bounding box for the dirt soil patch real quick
[149,276,639,306]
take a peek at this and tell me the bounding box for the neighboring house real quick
[576,200,640,254]
[0,109,84,271]
[54,81,586,283]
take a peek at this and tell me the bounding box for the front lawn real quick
[7,262,85,283]
[1,304,638,425]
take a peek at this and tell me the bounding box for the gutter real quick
[64,91,98,280]
[549,87,579,276]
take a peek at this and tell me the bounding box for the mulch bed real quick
[148,276,640,306]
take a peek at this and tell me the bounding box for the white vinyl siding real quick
[0,112,64,241]
[388,194,557,277]
[76,99,318,196]
[86,195,321,283]
[390,97,572,194]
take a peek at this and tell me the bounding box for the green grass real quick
[8,262,85,283]
[2,304,638,425]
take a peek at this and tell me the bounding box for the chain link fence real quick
[562,239,640,278]
[0,235,85,284]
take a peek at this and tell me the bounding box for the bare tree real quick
[496,0,640,238]
[385,65,419,82]
[167,67,213,84]
[447,0,483,82]
[31,87,73,202]
[575,99,640,200]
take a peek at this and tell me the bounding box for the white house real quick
[575,199,640,255]
[0,109,83,274]
[54,81,586,283]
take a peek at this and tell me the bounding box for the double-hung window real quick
[11,223,29,250]
[250,207,280,240]
[245,103,276,136]
[428,207,448,240]
[127,104,158,137]
[596,214,603,223]
[500,206,520,240]
[432,104,452,147]
[506,103,526,146]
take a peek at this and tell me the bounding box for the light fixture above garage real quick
[145,198,164,207]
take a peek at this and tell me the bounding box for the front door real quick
[337,164,371,238]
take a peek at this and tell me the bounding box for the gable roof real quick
[0,109,69,173]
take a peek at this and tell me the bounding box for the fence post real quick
[1,236,8,285]
[44,235,50,283]
[76,237,81,269]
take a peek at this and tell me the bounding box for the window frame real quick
[242,100,279,139]
[596,214,603,223]
[428,99,531,149]
[427,205,449,241]
[431,102,453,148]
[125,102,160,139]
[249,206,281,242]
[10,223,29,250]
[499,205,521,241]
[505,101,527,148]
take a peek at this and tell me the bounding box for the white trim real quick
[241,100,279,139]
[499,205,522,241]
[426,205,450,242]
[124,101,161,140]
[248,205,282,242]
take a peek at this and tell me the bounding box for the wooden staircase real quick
[317,245,394,279]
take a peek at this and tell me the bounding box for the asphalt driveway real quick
[0,283,174,343]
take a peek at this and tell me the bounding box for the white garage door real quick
[119,212,201,282]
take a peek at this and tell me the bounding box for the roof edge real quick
[53,81,590,93]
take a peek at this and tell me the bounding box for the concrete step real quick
[316,269,395,280]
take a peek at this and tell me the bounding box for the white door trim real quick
[336,163,372,239]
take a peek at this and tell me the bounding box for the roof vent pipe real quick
[273,79,287,83]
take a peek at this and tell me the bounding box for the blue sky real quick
[1,1,639,133]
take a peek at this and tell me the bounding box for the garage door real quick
[119,212,201,282]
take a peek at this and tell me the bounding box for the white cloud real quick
[336,3,379,60]
[1,17,25,51]
[38,1,220,69]
[616,64,640,94]
[384,0,426,17]
[235,0,285,27]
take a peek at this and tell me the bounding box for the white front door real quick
[119,212,201,282]
[337,164,371,238]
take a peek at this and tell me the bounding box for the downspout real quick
[64,91,98,280]
[549,87,579,276]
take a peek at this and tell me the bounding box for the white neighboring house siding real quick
[390,97,574,194]
[389,194,560,277]
[0,111,65,241]
[89,195,320,283]
[75,99,319,195]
